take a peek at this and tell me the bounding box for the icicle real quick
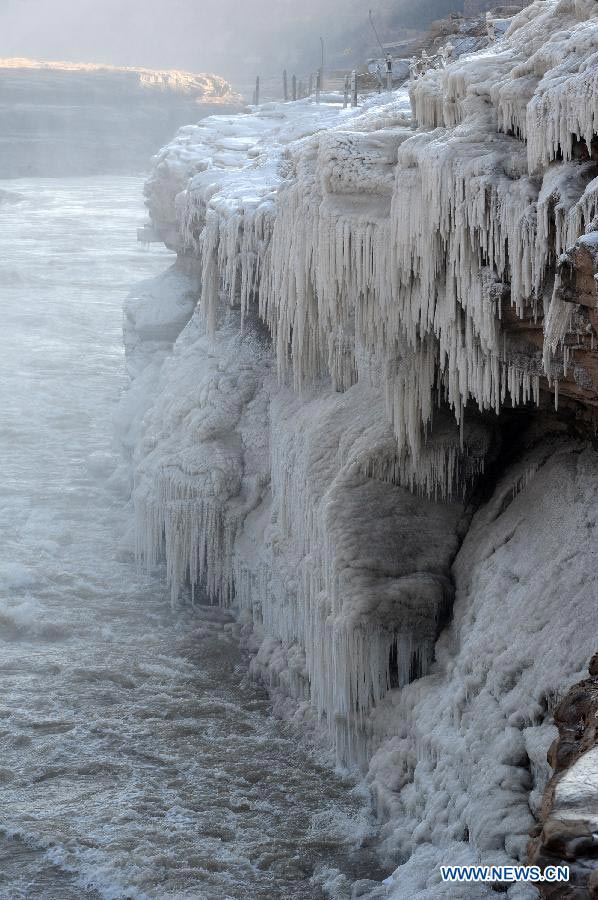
[543,290,574,378]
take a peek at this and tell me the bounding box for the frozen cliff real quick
[124,0,598,895]
[0,58,241,176]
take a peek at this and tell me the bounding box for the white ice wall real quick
[368,440,598,898]
[126,2,598,894]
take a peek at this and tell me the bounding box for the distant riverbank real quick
[0,59,242,177]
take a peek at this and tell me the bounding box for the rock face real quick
[0,58,242,177]
[529,656,598,898]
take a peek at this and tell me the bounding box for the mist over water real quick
[0,0,458,80]
[0,0,356,76]
[0,178,381,899]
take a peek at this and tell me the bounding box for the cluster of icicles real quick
[232,393,456,762]
[135,0,598,755]
[184,129,598,463]
[170,2,598,468]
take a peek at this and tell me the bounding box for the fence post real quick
[283,69,288,101]
[316,69,321,104]
[351,69,357,107]
[344,73,350,108]
[255,75,260,107]
[308,73,313,96]
[292,74,297,101]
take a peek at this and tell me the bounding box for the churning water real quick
[0,178,380,900]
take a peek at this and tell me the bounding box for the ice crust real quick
[368,440,598,897]
[127,1,598,895]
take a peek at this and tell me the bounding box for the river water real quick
[0,177,381,900]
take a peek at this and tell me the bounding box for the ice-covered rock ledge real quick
[0,58,242,176]
[529,654,598,898]
[124,1,598,895]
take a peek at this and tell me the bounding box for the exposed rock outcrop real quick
[529,656,598,898]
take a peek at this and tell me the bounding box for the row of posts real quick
[282,68,324,103]
[252,68,359,108]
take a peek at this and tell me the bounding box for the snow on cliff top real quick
[143,91,412,254]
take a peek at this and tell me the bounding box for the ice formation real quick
[126,0,598,894]
[368,439,598,897]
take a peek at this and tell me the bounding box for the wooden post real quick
[351,69,357,107]
[308,73,313,96]
[316,69,321,104]
[255,75,260,107]
[283,69,288,101]
[343,73,350,108]
[292,74,297,101]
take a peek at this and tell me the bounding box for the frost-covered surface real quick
[117,261,197,468]
[126,2,598,896]
[147,1,598,461]
[134,92,488,756]
[368,440,598,897]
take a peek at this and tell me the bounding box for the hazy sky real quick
[0,0,366,80]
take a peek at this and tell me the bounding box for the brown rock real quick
[528,656,598,898]
[499,232,598,416]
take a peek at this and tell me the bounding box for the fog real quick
[0,0,361,77]
[0,0,459,82]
